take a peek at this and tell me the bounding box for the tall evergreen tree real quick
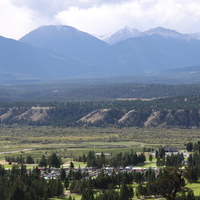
[48,152,62,168]
[60,167,66,181]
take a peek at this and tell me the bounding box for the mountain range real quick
[97,26,141,45]
[96,26,193,44]
[1,25,200,84]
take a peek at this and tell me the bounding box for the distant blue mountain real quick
[19,25,109,64]
[141,27,191,40]
[0,35,102,83]
[109,34,200,73]
[98,26,191,44]
[101,26,141,45]
[0,25,200,84]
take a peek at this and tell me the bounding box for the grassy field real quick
[0,125,200,199]
[187,181,200,196]
[0,125,199,166]
[0,125,199,161]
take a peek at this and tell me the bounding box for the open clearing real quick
[0,125,199,162]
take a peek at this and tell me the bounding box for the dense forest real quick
[3,149,200,200]
[0,164,64,200]
[64,148,200,200]
[1,82,200,101]
[74,150,146,168]
[0,94,200,128]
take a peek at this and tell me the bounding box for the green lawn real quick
[50,194,82,200]
[141,161,157,169]
[50,181,200,200]
[187,181,200,196]
[62,162,87,168]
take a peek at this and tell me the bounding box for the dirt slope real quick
[79,109,109,123]
[118,110,135,123]
[0,108,13,121]
[15,107,50,122]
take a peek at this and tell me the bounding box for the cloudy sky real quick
[1,0,200,40]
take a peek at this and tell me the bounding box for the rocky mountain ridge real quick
[97,26,195,44]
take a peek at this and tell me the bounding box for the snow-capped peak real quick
[93,32,113,40]
[119,26,133,33]
[100,26,141,45]
[94,26,196,45]
[141,27,191,40]
[55,25,80,32]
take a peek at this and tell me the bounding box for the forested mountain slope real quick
[1,96,200,128]
[1,82,200,102]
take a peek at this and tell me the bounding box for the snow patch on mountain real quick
[141,27,191,40]
[101,26,141,45]
[95,26,194,44]
[187,32,200,40]
[93,32,113,40]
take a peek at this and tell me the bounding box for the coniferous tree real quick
[64,177,69,189]
[39,155,47,167]
[186,142,193,152]
[120,184,130,200]
[55,179,64,197]
[43,186,49,200]
[70,161,74,169]
[26,155,35,164]
[149,154,153,162]
[81,187,94,200]
[48,152,62,168]
[60,167,66,181]
[148,167,191,200]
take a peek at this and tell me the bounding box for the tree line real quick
[5,152,62,168]
[0,164,63,200]
[75,150,146,168]
[1,95,200,127]
[2,82,200,102]
[67,166,200,200]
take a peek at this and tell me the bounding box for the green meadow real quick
[0,125,199,161]
[0,125,200,199]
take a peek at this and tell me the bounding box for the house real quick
[163,146,179,156]
[163,147,179,153]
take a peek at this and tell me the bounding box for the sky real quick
[1,0,200,40]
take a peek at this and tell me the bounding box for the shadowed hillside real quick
[1,96,200,128]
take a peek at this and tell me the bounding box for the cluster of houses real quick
[36,146,189,180]
[1,146,188,181]
[152,146,189,157]
[38,165,156,180]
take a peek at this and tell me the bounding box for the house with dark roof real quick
[163,146,179,156]
[163,147,179,153]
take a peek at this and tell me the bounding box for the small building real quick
[163,147,179,156]
[157,146,180,157]
[163,147,179,153]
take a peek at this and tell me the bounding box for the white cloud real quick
[1,0,200,39]
[54,4,127,35]
[54,0,200,35]
[0,0,54,39]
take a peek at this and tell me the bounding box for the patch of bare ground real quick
[144,111,161,128]
[0,108,13,121]
[144,110,175,128]
[118,109,135,123]
[62,161,80,166]
[15,107,50,122]
[78,109,109,123]
[0,160,8,165]
[64,190,76,198]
